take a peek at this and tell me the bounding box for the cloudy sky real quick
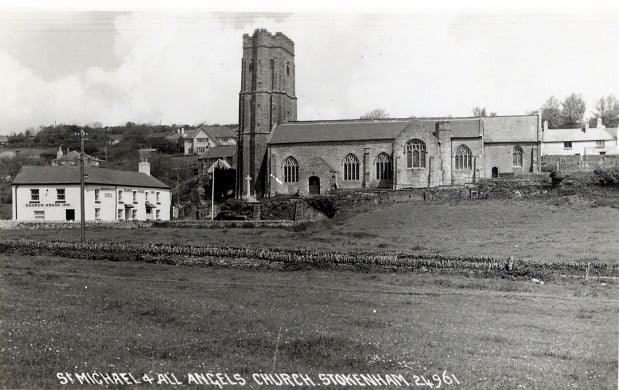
[0,4,617,135]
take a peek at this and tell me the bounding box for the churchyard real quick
[1,198,618,388]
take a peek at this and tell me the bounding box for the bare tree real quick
[472,107,496,117]
[360,108,389,120]
[593,95,619,128]
[560,93,586,128]
[540,96,562,129]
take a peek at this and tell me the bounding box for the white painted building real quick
[12,163,171,222]
[542,119,618,156]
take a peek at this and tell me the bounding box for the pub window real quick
[406,139,426,168]
[455,145,473,170]
[56,188,66,202]
[117,209,123,220]
[596,140,605,148]
[343,154,360,181]
[375,153,392,180]
[95,208,101,221]
[34,210,45,220]
[132,191,137,203]
[131,209,137,220]
[513,145,523,167]
[563,141,572,149]
[156,192,161,204]
[94,188,100,202]
[283,157,299,183]
[156,210,161,220]
[30,189,39,202]
[118,190,123,203]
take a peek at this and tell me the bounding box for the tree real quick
[560,93,586,128]
[593,95,619,128]
[472,107,496,117]
[360,108,389,120]
[540,96,562,129]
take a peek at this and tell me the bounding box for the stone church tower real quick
[237,29,297,198]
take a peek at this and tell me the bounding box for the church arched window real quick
[375,153,392,180]
[343,154,359,181]
[283,157,299,183]
[249,60,254,73]
[406,139,426,168]
[455,145,473,170]
[513,145,523,167]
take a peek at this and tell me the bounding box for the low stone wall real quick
[0,220,153,230]
[153,220,299,229]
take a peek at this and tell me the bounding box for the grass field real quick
[1,198,618,389]
[1,253,617,389]
[3,199,618,263]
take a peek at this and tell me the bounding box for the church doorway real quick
[492,167,499,178]
[309,176,320,195]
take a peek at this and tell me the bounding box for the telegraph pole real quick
[79,129,86,243]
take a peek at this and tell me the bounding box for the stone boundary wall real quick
[542,154,619,172]
[1,239,616,278]
[0,220,153,230]
[153,220,299,229]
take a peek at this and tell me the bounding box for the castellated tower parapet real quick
[237,29,297,199]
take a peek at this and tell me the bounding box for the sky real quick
[0,3,617,135]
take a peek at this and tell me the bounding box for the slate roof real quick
[268,117,485,145]
[543,127,617,143]
[200,145,237,159]
[200,126,237,140]
[13,166,170,189]
[482,116,539,143]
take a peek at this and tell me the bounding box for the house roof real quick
[268,117,488,145]
[200,125,237,140]
[13,166,170,189]
[200,145,237,159]
[482,116,539,143]
[183,129,200,139]
[269,120,409,144]
[543,127,617,143]
[60,150,100,162]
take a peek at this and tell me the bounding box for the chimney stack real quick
[543,120,548,132]
[138,148,152,176]
[597,117,604,128]
[139,162,150,176]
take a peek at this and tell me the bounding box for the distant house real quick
[200,125,237,146]
[0,135,8,148]
[107,134,122,145]
[542,119,618,156]
[171,126,238,156]
[52,147,101,167]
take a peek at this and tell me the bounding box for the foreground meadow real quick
[0,253,617,389]
[2,199,618,263]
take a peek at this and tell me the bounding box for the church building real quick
[237,29,542,198]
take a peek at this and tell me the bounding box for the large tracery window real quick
[283,157,299,183]
[455,145,473,170]
[513,145,523,167]
[406,139,426,168]
[343,154,360,181]
[375,153,392,180]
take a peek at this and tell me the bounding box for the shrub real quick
[593,167,619,186]
[305,197,337,218]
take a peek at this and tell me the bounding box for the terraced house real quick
[237,29,542,198]
[11,162,171,222]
